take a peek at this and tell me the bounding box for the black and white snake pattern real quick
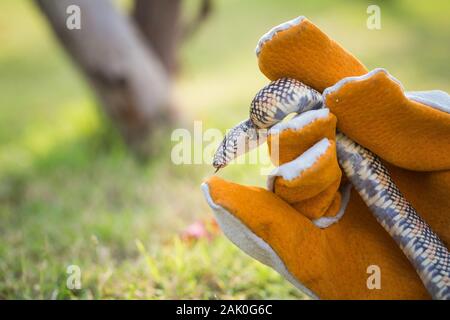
[212,78,450,299]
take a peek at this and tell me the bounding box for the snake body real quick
[212,78,450,299]
[212,78,323,170]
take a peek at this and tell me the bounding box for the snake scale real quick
[212,78,450,299]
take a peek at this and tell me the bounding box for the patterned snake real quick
[212,78,450,299]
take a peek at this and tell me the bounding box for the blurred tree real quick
[35,0,211,157]
[133,0,182,75]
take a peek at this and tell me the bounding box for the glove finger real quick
[268,138,341,201]
[267,138,345,222]
[256,17,367,92]
[266,110,344,221]
[291,178,342,220]
[267,109,337,166]
[324,68,450,171]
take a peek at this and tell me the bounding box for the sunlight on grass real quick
[0,99,100,172]
[92,237,307,300]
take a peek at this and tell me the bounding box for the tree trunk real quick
[133,0,182,75]
[35,0,171,155]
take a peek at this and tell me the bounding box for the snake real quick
[212,77,450,300]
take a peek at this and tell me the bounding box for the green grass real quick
[0,0,449,299]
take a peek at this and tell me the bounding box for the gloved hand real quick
[202,17,450,299]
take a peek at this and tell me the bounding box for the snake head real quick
[212,150,226,172]
[213,119,266,171]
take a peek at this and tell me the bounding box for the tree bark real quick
[133,0,182,75]
[35,0,171,155]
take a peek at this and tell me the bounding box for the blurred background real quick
[0,0,449,299]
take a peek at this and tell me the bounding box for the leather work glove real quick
[202,17,450,299]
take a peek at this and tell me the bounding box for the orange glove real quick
[203,17,450,299]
